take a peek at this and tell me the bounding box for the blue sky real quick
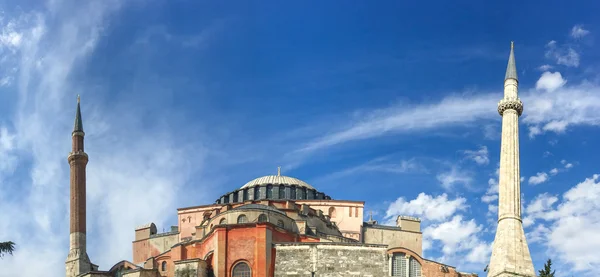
[1,0,600,276]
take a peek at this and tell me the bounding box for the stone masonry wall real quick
[274,243,388,277]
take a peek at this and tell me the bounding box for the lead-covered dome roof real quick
[240,175,315,190]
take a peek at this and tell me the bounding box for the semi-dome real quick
[241,175,315,190]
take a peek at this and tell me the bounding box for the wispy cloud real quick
[529,172,549,185]
[289,69,600,163]
[0,1,222,275]
[570,25,590,39]
[436,166,473,191]
[545,40,580,68]
[463,146,489,165]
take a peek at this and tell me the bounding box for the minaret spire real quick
[487,42,535,277]
[66,96,93,277]
[504,41,518,82]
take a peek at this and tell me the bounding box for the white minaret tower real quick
[487,42,535,277]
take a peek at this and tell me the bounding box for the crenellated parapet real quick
[497,98,523,116]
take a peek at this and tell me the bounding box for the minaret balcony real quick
[68,151,89,162]
[498,98,523,116]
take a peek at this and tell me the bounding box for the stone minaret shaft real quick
[66,96,92,277]
[487,42,535,277]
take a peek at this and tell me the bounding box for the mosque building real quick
[63,43,536,277]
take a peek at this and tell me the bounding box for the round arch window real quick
[161,261,167,271]
[258,214,267,223]
[232,262,251,277]
[277,220,284,228]
[237,214,248,224]
[219,218,227,225]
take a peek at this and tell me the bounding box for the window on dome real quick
[279,186,285,199]
[277,220,284,228]
[254,188,259,200]
[290,187,296,199]
[237,214,248,224]
[243,189,249,201]
[266,185,273,198]
[258,214,267,223]
[232,262,251,277]
[219,218,226,225]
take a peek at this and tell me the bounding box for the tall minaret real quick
[487,42,535,277]
[65,96,92,277]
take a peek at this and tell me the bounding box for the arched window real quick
[349,207,352,217]
[391,253,421,277]
[232,262,251,277]
[237,214,248,224]
[161,261,167,271]
[266,185,273,198]
[355,207,358,217]
[254,188,259,200]
[243,189,249,201]
[258,214,267,223]
[219,218,227,225]
[277,220,284,228]
[279,186,285,199]
[409,257,422,277]
[328,207,336,218]
[290,187,296,199]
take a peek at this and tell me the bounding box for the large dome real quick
[240,175,315,190]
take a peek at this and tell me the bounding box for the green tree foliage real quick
[538,259,555,277]
[0,241,15,258]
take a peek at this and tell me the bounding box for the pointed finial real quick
[369,211,373,221]
[77,94,80,103]
[277,166,281,176]
[505,41,518,82]
[73,95,84,133]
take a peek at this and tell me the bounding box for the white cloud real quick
[538,64,553,71]
[481,178,498,203]
[535,71,566,92]
[565,163,573,169]
[463,146,489,165]
[385,193,468,222]
[545,40,580,67]
[423,215,491,265]
[528,125,542,138]
[529,172,549,185]
[0,127,18,180]
[525,175,600,275]
[436,166,473,191]
[571,25,590,39]
[549,168,559,175]
[523,193,558,227]
[385,193,489,270]
[292,93,499,154]
[521,82,600,138]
